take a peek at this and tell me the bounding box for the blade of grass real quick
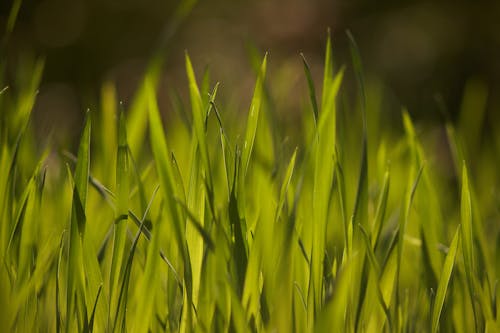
[240,53,268,179]
[432,226,460,333]
[109,111,130,323]
[300,53,319,124]
[460,162,479,331]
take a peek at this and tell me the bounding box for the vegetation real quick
[1,4,500,332]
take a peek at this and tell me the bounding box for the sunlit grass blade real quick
[146,81,184,253]
[56,231,66,333]
[146,80,194,331]
[275,148,297,222]
[66,112,91,332]
[300,53,319,123]
[372,169,390,248]
[88,285,103,332]
[114,186,159,332]
[185,53,213,190]
[432,226,460,333]
[109,111,130,323]
[460,162,480,330]
[240,53,267,178]
[126,60,161,158]
[320,29,333,111]
[175,198,215,251]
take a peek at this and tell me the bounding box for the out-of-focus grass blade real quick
[175,198,215,251]
[66,113,91,332]
[396,159,424,320]
[372,169,390,248]
[146,81,184,253]
[460,162,479,330]
[115,186,159,332]
[359,224,380,276]
[461,163,474,279]
[315,256,358,332]
[275,148,297,222]
[185,53,213,189]
[88,285,102,333]
[347,30,368,228]
[99,82,117,178]
[300,53,319,123]
[6,0,22,34]
[229,150,248,296]
[320,29,333,111]
[346,30,366,111]
[359,224,393,330]
[74,113,91,212]
[109,111,130,322]
[127,60,161,158]
[432,226,460,333]
[56,231,66,333]
[240,53,267,178]
[146,81,193,331]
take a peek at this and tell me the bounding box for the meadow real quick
[1,3,500,332]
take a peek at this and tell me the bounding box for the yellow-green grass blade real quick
[347,30,368,231]
[98,81,117,181]
[56,231,66,333]
[147,82,194,329]
[127,59,161,158]
[147,82,185,255]
[320,29,333,112]
[432,226,460,333]
[109,111,130,323]
[6,0,22,34]
[300,53,319,124]
[275,148,297,222]
[311,67,344,317]
[460,162,480,330]
[66,113,91,332]
[315,255,358,333]
[114,186,159,332]
[372,169,390,249]
[185,53,213,190]
[240,53,267,179]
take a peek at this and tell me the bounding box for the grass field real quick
[1,3,500,332]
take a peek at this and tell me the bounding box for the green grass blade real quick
[6,0,22,34]
[66,113,91,332]
[300,53,319,123]
[185,53,213,190]
[372,169,390,248]
[460,162,480,330]
[56,231,66,333]
[320,29,333,111]
[109,111,130,322]
[241,53,267,178]
[275,148,297,222]
[74,112,91,213]
[432,226,460,333]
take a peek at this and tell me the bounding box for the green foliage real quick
[0,30,499,333]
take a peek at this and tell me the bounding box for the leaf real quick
[372,169,390,249]
[109,111,130,321]
[431,226,460,333]
[185,53,213,190]
[240,53,268,178]
[66,113,91,332]
[275,148,297,222]
[300,53,319,123]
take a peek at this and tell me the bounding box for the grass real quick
[1,8,500,333]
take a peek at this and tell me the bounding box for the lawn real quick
[1,1,499,332]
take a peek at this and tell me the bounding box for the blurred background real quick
[1,0,500,145]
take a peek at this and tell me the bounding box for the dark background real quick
[2,0,500,143]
